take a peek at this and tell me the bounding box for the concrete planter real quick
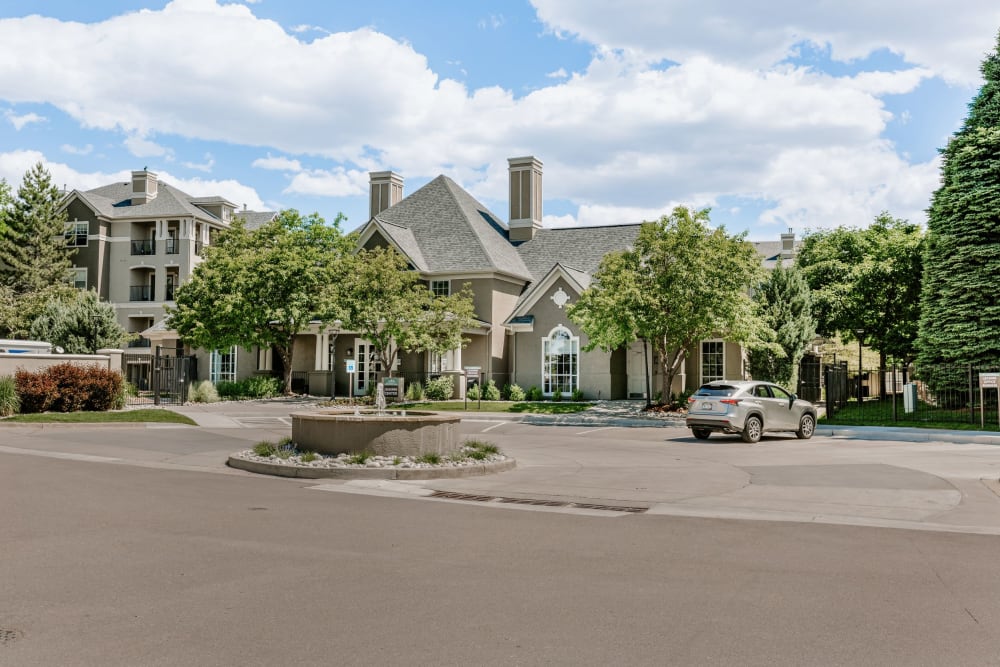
[291,410,462,457]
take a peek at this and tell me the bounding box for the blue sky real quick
[0,1,996,240]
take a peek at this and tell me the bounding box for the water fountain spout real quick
[375,382,387,417]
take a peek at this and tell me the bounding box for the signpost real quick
[382,377,402,402]
[979,373,1000,429]
[464,366,481,410]
[345,358,356,400]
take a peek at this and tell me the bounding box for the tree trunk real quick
[277,344,294,395]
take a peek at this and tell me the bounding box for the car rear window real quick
[694,385,739,396]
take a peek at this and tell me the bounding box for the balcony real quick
[129,285,153,302]
[165,238,179,255]
[127,337,152,348]
[194,240,204,256]
[131,239,155,256]
[166,285,176,301]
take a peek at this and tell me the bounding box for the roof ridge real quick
[438,176,498,273]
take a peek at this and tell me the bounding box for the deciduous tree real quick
[168,210,354,394]
[569,206,766,398]
[28,289,131,353]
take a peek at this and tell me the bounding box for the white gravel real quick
[235,445,507,469]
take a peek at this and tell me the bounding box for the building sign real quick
[383,377,401,400]
[980,373,1000,389]
[345,359,356,374]
[464,366,481,381]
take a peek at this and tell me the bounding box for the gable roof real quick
[370,175,532,280]
[507,262,592,323]
[515,223,642,281]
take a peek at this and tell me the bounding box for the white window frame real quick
[430,280,450,297]
[70,266,87,290]
[209,346,238,383]
[700,339,725,384]
[66,220,88,247]
[541,325,579,396]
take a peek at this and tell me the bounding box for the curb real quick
[226,455,517,480]
[521,415,686,428]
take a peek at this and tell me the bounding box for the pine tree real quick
[916,33,1000,370]
[747,262,816,389]
[0,162,74,296]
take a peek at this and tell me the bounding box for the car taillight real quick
[720,398,741,405]
[687,396,697,403]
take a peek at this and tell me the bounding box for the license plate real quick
[701,401,713,410]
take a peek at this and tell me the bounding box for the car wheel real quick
[796,413,815,440]
[691,428,711,440]
[741,415,762,443]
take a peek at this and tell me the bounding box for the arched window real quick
[542,326,579,396]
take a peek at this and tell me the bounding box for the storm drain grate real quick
[429,491,646,514]
[0,628,23,646]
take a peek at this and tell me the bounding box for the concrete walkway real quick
[7,397,1000,534]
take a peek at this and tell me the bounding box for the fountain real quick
[291,381,461,457]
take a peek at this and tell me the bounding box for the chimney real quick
[369,171,404,218]
[508,156,543,242]
[780,227,795,260]
[131,169,158,205]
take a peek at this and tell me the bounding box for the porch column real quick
[315,333,328,371]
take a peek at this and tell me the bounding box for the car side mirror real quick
[790,394,797,408]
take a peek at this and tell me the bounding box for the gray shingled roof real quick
[373,219,428,271]
[239,210,278,230]
[515,224,642,281]
[373,175,532,280]
[76,181,224,222]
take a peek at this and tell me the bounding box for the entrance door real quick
[354,339,382,395]
[626,341,647,399]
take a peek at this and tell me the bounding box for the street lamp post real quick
[855,329,865,406]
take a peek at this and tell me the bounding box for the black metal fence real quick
[824,362,1000,429]
[122,347,197,406]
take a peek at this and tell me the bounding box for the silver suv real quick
[685,380,817,443]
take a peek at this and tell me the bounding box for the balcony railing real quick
[165,238,179,255]
[131,239,155,256]
[127,337,152,348]
[129,285,153,302]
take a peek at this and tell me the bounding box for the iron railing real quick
[129,285,153,301]
[131,239,155,255]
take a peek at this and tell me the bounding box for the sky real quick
[0,1,997,241]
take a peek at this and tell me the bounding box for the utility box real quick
[903,383,917,413]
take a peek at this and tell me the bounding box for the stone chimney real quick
[780,228,795,260]
[131,169,158,205]
[508,156,543,242]
[369,171,404,218]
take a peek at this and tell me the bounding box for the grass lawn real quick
[396,401,591,414]
[3,409,197,425]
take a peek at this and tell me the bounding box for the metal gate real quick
[123,347,197,406]
[824,361,849,418]
[797,353,822,402]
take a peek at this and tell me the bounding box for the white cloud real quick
[291,24,329,35]
[252,154,303,172]
[546,68,568,79]
[4,109,45,130]
[530,0,1000,85]
[60,143,93,155]
[182,153,215,172]
[0,0,976,235]
[284,168,368,197]
[478,14,505,30]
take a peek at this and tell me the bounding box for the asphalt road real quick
[4,417,1000,666]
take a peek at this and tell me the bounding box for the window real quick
[70,267,87,290]
[542,326,579,396]
[209,347,237,383]
[701,340,724,384]
[430,280,450,297]
[65,221,88,247]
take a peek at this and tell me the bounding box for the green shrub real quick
[417,452,441,465]
[405,381,424,401]
[467,449,488,460]
[300,451,318,463]
[243,375,283,398]
[425,375,454,400]
[215,380,241,398]
[467,382,481,400]
[187,380,220,403]
[551,390,563,402]
[525,386,543,401]
[349,451,373,465]
[464,439,499,455]
[507,383,526,401]
[571,388,585,402]
[483,379,501,401]
[0,375,20,416]
[253,441,277,457]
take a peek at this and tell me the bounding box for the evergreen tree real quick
[747,262,816,389]
[0,162,74,296]
[916,33,1000,370]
